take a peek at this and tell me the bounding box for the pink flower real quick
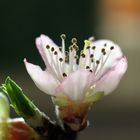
[24,34,127,105]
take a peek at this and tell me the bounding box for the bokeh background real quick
[0,0,140,139]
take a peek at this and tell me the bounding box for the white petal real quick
[56,69,96,101]
[95,57,128,95]
[40,34,58,48]
[36,34,62,64]
[36,34,64,81]
[35,37,49,69]
[24,59,59,96]
[90,40,123,77]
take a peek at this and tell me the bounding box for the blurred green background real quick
[0,0,140,140]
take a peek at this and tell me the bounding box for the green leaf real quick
[0,77,52,136]
[1,77,36,118]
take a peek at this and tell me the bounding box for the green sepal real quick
[51,96,69,107]
[83,92,104,103]
[1,77,36,118]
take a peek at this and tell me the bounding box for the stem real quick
[47,122,78,140]
[31,114,78,140]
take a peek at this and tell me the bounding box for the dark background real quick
[0,0,96,66]
[0,0,140,140]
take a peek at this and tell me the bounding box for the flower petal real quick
[36,34,64,81]
[90,40,123,77]
[24,59,59,96]
[56,69,96,101]
[36,34,61,68]
[95,57,128,95]
[35,37,49,69]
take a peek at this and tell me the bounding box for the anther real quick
[103,52,106,55]
[65,51,69,56]
[54,51,58,55]
[89,70,93,72]
[91,58,94,62]
[51,47,54,52]
[90,54,94,58]
[86,66,90,69]
[61,34,66,40]
[74,55,78,59]
[96,60,100,64]
[63,73,67,77]
[110,46,114,50]
[104,43,107,47]
[46,45,50,49]
[59,58,63,62]
[65,60,68,63]
[101,48,105,53]
[92,46,96,50]
[86,46,90,49]
[65,56,68,63]
[71,38,77,44]
[73,44,79,51]
[81,53,85,58]
[59,47,62,51]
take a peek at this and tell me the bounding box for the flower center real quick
[45,35,115,82]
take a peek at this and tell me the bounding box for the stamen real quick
[69,45,74,72]
[96,60,100,64]
[92,46,96,50]
[89,70,93,72]
[74,55,78,59]
[96,45,114,77]
[60,34,66,60]
[54,51,58,55]
[86,46,90,49]
[65,51,68,55]
[103,52,106,55]
[86,66,90,69]
[79,51,86,68]
[65,51,69,62]
[59,47,62,51]
[90,54,94,58]
[51,47,55,52]
[101,48,106,55]
[46,45,50,49]
[71,38,77,44]
[73,44,79,51]
[65,56,69,63]
[46,46,62,81]
[63,73,67,77]
[54,53,64,81]
[94,60,101,75]
[60,34,66,40]
[110,46,114,50]
[83,40,91,55]
[91,58,94,62]
[101,48,105,53]
[81,53,85,58]
[59,58,63,62]
[69,46,73,51]
[84,41,91,69]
